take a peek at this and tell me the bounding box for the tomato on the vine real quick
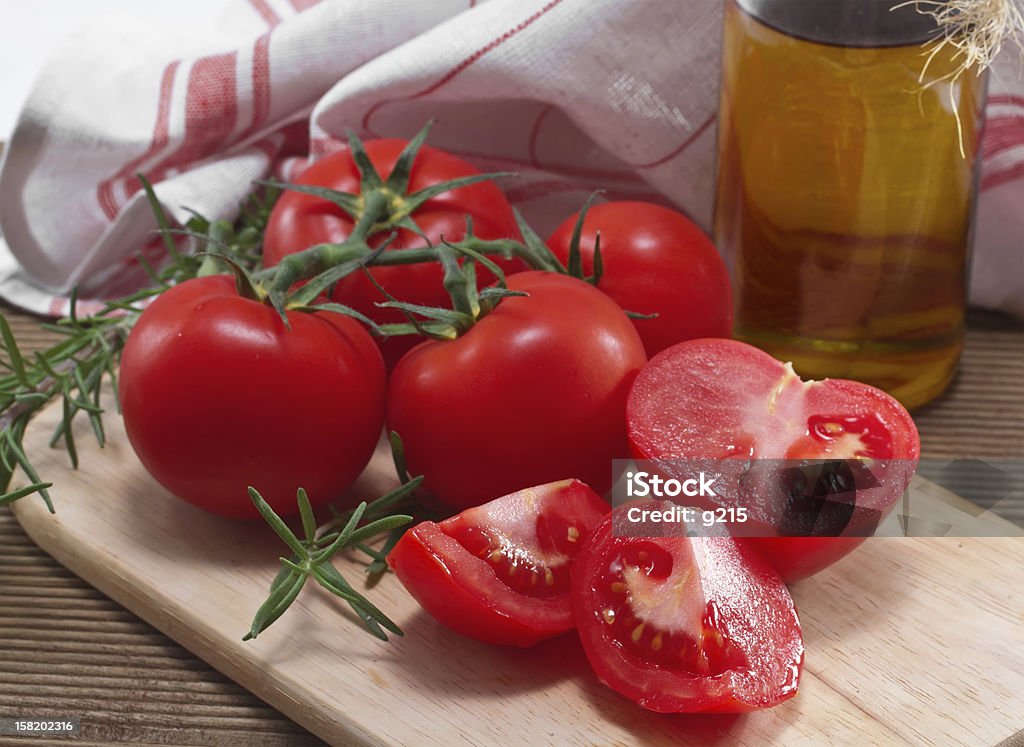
[547,201,733,357]
[626,338,920,580]
[389,479,609,646]
[119,275,386,519]
[571,503,804,713]
[387,271,647,512]
[263,140,524,369]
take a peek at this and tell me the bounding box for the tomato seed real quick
[631,623,645,643]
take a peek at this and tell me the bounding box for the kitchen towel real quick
[0,0,1021,317]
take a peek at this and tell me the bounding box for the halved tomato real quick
[388,480,609,646]
[571,502,804,713]
[627,338,920,581]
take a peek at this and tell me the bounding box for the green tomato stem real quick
[266,191,388,296]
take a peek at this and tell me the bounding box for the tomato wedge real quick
[571,502,804,713]
[388,480,609,646]
[627,338,920,580]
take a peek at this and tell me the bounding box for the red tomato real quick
[626,338,920,580]
[547,202,732,357]
[571,502,804,713]
[263,140,524,369]
[388,480,609,646]
[387,271,647,512]
[119,276,386,519]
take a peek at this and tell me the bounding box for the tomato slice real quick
[572,502,803,713]
[627,338,920,580]
[388,480,609,646]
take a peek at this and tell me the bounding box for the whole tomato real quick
[119,275,386,519]
[263,140,524,369]
[387,271,647,511]
[547,202,733,357]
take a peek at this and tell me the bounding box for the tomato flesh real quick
[572,503,803,713]
[444,514,576,599]
[627,338,920,580]
[388,480,609,646]
[598,541,747,676]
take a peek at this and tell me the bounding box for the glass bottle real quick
[714,0,987,409]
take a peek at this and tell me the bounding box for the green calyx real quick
[338,122,516,238]
[366,194,616,342]
[564,191,605,286]
[245,121,527,328]
[531,191,655,321]
[376,240,528,341]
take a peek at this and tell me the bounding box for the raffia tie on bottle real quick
[903,0,1024,153]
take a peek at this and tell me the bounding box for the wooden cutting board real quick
[10,391,1024,746]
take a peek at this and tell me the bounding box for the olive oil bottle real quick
[714,0,987,409]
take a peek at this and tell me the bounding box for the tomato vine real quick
[0,122,621,641]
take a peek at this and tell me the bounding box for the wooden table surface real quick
[1,302,1022,746]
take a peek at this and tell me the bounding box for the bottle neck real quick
[735,0,944,48]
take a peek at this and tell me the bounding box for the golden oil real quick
[714,0,986,409]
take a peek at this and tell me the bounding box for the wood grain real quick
[8,387,1024,746]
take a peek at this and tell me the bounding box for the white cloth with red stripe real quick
[0,0,1021,318]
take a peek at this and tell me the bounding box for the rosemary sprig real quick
[358,431,442,577]
[245,476,423,641]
